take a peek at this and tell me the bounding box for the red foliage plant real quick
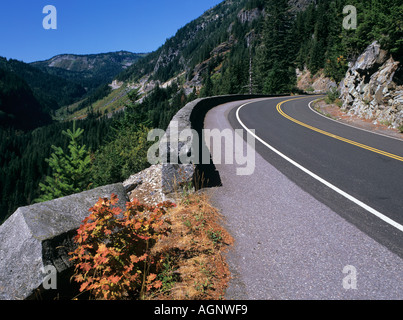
[69,194,174,300]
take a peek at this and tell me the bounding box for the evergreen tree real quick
[257,0,296,94]
[201,73,214,97]
[36,122,92,202]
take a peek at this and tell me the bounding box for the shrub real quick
[325,88,340,104]
[69,194,174,300]
[90,124,152,186]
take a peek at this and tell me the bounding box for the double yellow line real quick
[277,98,403,163]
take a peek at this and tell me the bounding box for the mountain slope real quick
[31,51,147,93]
[116,0,250,84]
[0,57,86,115]
[0,68,51,130]
[59,0,318,122]
[61,0,402,127]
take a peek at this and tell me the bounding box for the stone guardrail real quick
[0,94,270,300]
[159,94,273,194]
[0,183,129,300]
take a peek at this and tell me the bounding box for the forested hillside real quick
[1,0,402,224]
[31,51,147,95]
[0,68,51,130]
[115,0,402,98]
[0,57,86,117]
[0,117,113,223]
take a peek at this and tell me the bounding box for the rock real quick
[125,164,166,205]
[296,67,336,93]
[161,163,195,194]
[0,183,128,300]
[123,175,143,193]
[351,41,388,74]
[339,41,402,128]
[237,8,262,24]
[375,86,384,104]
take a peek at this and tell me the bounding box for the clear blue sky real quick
[0,0,223,63]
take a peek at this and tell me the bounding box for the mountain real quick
[115,0,315,86]
[109,0,401,106]
[0,67,51,130]
[0,51,146,130]
[0,57,86,129]
[31,51,147,93]
[60,0,315,122]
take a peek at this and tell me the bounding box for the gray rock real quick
[351,41,388,74]
[123,175,144,193]
[161,163,195,194]
[0,183,128,300]
[339,41,403,128]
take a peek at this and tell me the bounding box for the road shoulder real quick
[204,99,403,300]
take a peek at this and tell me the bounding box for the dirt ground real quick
[313,99,403,141]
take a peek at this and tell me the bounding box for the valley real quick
[0,0,402,301]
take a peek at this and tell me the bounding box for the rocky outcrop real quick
[339,41,403,128]
[296,68,337,94]
[237,8,262,24]
[289,0,315,12]
[123,164,166,205]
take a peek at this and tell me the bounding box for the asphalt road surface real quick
[204,96,403,300]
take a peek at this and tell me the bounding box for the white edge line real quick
[236,99,403,233]
[309,99,403,143]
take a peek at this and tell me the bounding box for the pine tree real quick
[36,122,92,202]
[257,0,296,94]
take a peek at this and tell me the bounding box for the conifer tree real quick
[256,0,296,94]
[36,122,92,202]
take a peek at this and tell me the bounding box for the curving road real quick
[204,95,403,299]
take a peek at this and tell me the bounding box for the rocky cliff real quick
[296,67,337,94]
[339,41,403,129]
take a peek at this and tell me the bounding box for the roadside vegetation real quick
[69,190,233,300]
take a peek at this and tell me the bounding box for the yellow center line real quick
[276,97,403,163]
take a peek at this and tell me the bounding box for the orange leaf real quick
[80,281,89,292]
[109,275,121,284]
[80,262,91,272]
[97,243,109,256]
[147,273,157,282]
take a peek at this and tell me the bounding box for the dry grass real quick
[146,191,233,300]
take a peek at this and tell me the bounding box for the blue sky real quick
[0,0,223,63]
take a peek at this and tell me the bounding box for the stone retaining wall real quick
[0,183,128,300]
[160,94,272,194]
[0,94,269,300]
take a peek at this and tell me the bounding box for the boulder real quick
[339,41,402,128]
[351,41,388,74]
[161,163,195,194]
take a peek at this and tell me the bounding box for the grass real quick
[55,85,131,121]
[146,191,233,300]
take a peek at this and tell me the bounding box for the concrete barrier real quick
[0,94,271,300]
[0,183,128,300]
[160,94,272,194]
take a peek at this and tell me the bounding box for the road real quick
[204,96,403,299]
